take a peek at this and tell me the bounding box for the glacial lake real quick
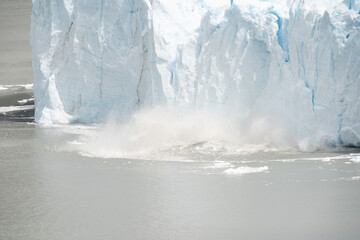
[1,115,360,239]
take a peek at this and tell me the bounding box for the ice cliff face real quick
[31,0,165,123]
[31,0,360,147]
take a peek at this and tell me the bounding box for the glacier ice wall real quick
[31,0,165,123]
[31,0,360,147]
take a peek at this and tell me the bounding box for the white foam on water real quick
[204,161,234,169]
[224,166,269,176]
[0,84,33,90]
[321,176,360,182]
[22,84,33,90]
[0,105,34,113]
[270,154,359,163]
[17,98,34,105]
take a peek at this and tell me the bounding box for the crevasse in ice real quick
[31,0,360,147]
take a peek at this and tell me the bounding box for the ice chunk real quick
[350,156,360,163]
[224,166,269,175]
[205,161,234,169]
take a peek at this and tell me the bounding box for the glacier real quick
[31,0,360,148]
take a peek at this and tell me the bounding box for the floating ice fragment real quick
[224,166,269,175]
[350,156,360,163]
[17,98,34,105]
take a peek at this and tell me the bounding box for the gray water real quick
[0,0,32,85]
[1,114,360,240]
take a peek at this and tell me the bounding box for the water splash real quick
[70,107,301,160]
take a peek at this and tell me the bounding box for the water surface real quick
[1,118,360,240]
